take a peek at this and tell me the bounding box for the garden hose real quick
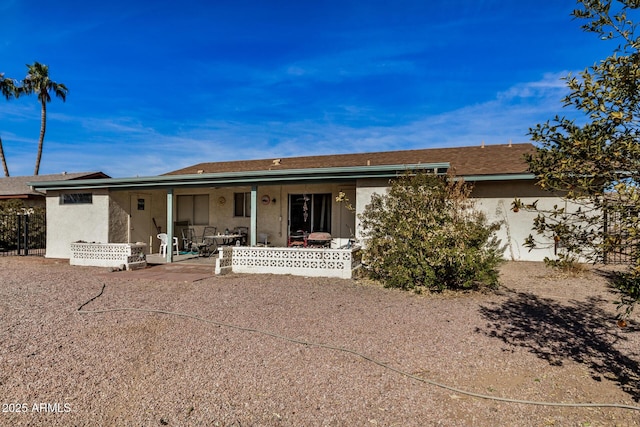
[76,284,640,412]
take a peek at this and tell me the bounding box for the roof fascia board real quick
[460,173,535,182]
[29,163,451,190]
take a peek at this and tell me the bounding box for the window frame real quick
[234,192,251,217]
[177,194,209,225]
[59,193,93,205]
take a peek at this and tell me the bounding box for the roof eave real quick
[29,163,453,191]
[29,164,534,191]
[461,173,536,182]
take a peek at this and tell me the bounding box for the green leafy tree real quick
[359,171,503,292]
[20,62,68,175]
[0,72,18,177]
[520,0,640,316]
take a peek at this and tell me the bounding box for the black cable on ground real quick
[77,283,106,312]
[76,284,640,412]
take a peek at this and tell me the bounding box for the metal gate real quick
[0,212,46,256]
[603,207,637,265]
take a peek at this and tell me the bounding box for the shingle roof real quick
[165,143,535,177]
[0,172,109,198]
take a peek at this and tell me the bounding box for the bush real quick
[612,271,640,320]
[359,172,503,292]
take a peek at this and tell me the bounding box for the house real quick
[30,143,557,265]
[0,172,109,207]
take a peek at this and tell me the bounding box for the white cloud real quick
[7,72,575,177]
[497,72,569,100]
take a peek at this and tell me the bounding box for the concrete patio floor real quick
[102,260,216,282]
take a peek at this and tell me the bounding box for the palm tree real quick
[0,136,9,177]
[20,62,68,175]
[0,72,18,177]
[0,72,17,99]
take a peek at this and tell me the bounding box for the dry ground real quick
[0,257,639,426]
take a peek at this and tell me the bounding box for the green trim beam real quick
[29,163,454,191]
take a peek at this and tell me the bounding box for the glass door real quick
[288,193,332,234]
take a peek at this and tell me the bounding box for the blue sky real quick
[0,0,618,177]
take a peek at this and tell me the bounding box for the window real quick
[60,193,92,204]
[234,192,251,217]
[289,193,332,234]
[177,194,209,225]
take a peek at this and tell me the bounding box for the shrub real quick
[359,171,503,292]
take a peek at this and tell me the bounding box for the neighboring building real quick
[0,172,109,207]
[30,143,557,262]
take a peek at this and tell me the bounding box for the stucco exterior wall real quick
[354,178,561,262]
[45,189,111,259]
[108,191,129,244]
[471,196,561,262]
[355,178,389,242]
[470,181,558,261]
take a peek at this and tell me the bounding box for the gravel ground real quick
[1,257,639,426]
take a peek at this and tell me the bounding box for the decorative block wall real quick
[214,246,234,275]
[70,242,147,270]
[225,246,361,279]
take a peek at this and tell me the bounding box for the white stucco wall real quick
[354,178,389,243]
[473,197,560,261]
[45,189,111,259]
[354,178,561,262]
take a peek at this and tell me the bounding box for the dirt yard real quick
[0,257,639,426]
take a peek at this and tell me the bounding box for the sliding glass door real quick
[288,193,332,234]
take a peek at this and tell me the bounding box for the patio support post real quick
[250,185,257,246]
[166,188,174,262]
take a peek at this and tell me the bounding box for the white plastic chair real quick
[257,232,271,246]
[157,233,179,256]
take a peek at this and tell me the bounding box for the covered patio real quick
[37,160,448,249]
[35,161,439,278]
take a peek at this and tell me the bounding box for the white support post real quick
[250,185,257,246]
[166,188,174,262]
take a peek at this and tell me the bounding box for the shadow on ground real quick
[477,292,640,401]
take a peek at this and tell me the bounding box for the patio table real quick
[307,232,332,248]
[205,233,243,246]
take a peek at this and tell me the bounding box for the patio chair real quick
[201,226,219,256]
[256,232,271,247]
[174,221,189,249]
[181,228,202,253]
[288,230,307,247]
[157,233,179,256]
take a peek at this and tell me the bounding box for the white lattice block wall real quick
[70,242,147,270]
[230,246,361,279]
[215,246,234,275]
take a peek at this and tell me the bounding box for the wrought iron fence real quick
[0,212,46,256]
[603,207,636,265]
